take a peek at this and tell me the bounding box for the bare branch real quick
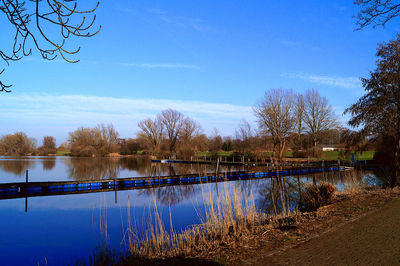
[0,0,100,91]
[253,88,296,160]
[354,0,400,30]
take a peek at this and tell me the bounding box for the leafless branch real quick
[0,0,100,91]
[354,0,400,29]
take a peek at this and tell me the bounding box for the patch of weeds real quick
[283,236,297,244]
[300,183,336,212]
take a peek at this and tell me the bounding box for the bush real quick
[300,183,336,212]
[292,150,308,158]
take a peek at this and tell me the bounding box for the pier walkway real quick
[0,165,344,200]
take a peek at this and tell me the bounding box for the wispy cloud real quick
[147,8,167,15]
[120,63,200,70]
[24,57,201,70]
[147,8,216,33]
[0,94,253,141]
[285,73,361,89]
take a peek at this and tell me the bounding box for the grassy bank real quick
[196,150,376,162]
[86,183,400,265]
[322,150,375,161]
[56,150,71,156]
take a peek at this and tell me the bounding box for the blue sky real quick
[0,0,399,145]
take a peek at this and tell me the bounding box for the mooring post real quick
[215,157,220,178]
[114,177,117,204]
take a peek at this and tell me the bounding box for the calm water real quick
[0,156,381,265]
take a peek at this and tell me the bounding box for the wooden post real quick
[215,157,220,178]
[25,169,28,212]
[114,177,118,204]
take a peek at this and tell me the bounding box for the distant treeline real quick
[0,104,375,159]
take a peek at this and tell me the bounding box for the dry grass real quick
[123,183,270,260]
[300,183,336,212]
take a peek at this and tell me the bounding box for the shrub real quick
[0,132,36,155]
[300,183,336,212]
[292,150,308,158]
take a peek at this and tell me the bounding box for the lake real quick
[0,156,381,265]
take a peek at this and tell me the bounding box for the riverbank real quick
[115,186,400,265]
[207,187,400,265]
[257,196,400,265]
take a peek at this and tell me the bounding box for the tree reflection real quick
[42,158,56,171]
[142,184,198,206]
[257,176,302,216]
[66,158,121,180]
[0,158,34,176]
[60,156,243,181]
[256,169,372,216]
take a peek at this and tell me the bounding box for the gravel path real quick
[251,198,400,265]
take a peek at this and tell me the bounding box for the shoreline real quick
[117,187,400,265]
[208,187,400,265]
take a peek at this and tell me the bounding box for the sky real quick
[0,0,399,145]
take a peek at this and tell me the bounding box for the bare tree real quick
[303,89,337,156]
[235,119,252,141]
[294,93,305,150]
[180,117,201,141]
[98,124,119,154]
[0,132,36,155]
[355,0,400,29]
[177,117,201,158]
[209,128,223,153]
[0,0,100,92]
[235,119,253,154]
[253,89,296,161]
[68,124,119,156]
[158,109,184,154]
[137,118,164,154]
[38,136,57,155]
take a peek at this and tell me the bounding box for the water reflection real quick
[0,158,34,176]
[64,157,240,181]
[66,158,123,180]
[255,169,374,215]
[0,156,383,266]
[42,157,56,171]
[0,156,246,182]
[257,177,301,216]
[142,184,198,206]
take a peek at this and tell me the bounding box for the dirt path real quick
[247,198,400,265]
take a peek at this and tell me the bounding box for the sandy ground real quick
[247,198,400,265]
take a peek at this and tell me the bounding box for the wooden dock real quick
[0,165,345,200]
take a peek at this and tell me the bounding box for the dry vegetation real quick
[92,182,341,265]
[84,182,400,266]
[124,184,263,260]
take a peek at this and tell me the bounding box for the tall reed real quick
[124,182,267,259]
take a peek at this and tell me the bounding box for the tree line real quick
[0,92,352,159]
